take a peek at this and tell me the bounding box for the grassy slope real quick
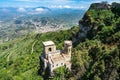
[0,29,73,80]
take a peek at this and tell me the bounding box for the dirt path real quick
[31,40,37,54]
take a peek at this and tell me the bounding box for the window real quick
[48,48,52,52]
[69,49,71,52]
[56,64,58,66]
[61,63,63,65]
[52,65,54,67]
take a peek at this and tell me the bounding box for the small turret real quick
[43,41,56,59]
[64,40,72,56]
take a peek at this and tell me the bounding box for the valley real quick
[0,7,85,43]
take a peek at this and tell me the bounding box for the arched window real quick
[61,63,63,65]
[48,48,52,52]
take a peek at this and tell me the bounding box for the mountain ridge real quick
[0,7,85,43]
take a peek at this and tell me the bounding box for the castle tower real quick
[64,40,72,57]
[43,41,56,59]
[41,40,72,75]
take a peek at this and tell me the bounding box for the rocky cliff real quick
[76,2,120,42]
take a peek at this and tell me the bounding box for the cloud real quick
[35,8,44,12]
[64,5,71,8]
[14,0,69,2]
[14,0,40,2]
[1,0,120,9]
[49,5,71,9]
[17,7,26,12]
[28,7,47,14]
[49,5,85,9]
[15,0,65,1]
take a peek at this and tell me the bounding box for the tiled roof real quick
[48,52,70,64]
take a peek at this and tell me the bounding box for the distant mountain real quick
[0,7,86,43]
[0,6,51,12]
[0,7,52,21]
[0,7,86,20]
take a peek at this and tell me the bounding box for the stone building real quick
[40,40,72,73]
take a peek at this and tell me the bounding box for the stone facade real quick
[41,40,72,73]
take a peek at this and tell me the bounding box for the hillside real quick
[0,28,75,80]
[72,2,120,80]
[0,2,120,80]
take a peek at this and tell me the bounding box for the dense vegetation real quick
[0,2,120,80]
[71,2,120,80]
[0,29,74,80]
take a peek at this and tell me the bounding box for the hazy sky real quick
[0,0,120,9]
